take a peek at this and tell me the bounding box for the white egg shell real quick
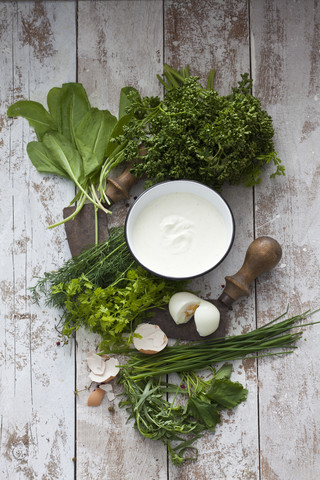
[99,383,116,401]
[194,300,220,336]
[88,357,120,383]
[87,351,106,375]
[133,323,168,354]
[168,292,201,325]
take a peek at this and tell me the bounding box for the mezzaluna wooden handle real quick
[105,146,147,204]
[105,164,138,204]
[218,236,282,307]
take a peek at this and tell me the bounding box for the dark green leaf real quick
[27,141,70,179]
[214,364,232,380]
[41,131,84,183]
[105,113,133,157]
[75,107,117,177]
[118,86,140,119]
[206,378,248,409]
[47,87,63,131]
[47,83,91,145]
[7,100,56,140]
[187,396,221,430]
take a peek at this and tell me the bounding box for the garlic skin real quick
[194,300,220,336]
[168,292,201,325]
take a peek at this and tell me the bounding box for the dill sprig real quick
[31,226,135,309]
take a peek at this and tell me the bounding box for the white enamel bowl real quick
[125,180,235,280]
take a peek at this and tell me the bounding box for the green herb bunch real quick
[31,227,186,350]
[118,65,284,190]
[118,364,247,465]
[53,266,186,350]
[31,227,134,308]
[118,308,319,380]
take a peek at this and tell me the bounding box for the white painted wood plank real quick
[76,2,166,479]
[0,2,77,479]
[164,1,260,479]
[251,1,320,479]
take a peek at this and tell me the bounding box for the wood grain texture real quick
[76,2,166,479]
[2,0,320,478]
[78,0,164,115]
[0,2,76,479]
[251,1,320,479]
[164,2,259,479]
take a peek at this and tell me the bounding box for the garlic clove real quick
[194,300,220,336]
[133,323,168,354]
[168,292,201,325]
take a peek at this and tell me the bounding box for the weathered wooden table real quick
[1,1,320,479]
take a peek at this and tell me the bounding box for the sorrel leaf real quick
[75,107,117,177]
[7,100,56,140]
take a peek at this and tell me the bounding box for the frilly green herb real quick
[31,227,134,309]
[117,64,284,190]
[51,266,186,351]
[31,227,187,350]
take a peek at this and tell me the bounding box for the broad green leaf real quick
[27,141,70,179]
[7,100,56,140]
[75,107,117,177]
[105,113,133,157]
[118,86,140,119]
[47,87,63,131]
[47,83,91,146]
[206,378,248,409]
[42,131,84,184]
[214,364,232,380]
[187,396,220,430]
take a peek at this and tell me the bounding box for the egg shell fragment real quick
[86,351,106,375]
[133,323,168,354]
[87,387,105,407]
[194,300,220,336]
[88,357,120,383]
[99,383,116,401]
[168,292,201,325]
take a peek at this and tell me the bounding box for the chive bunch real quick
[121,309,319,380]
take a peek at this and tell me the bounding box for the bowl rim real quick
[124,179,235,280]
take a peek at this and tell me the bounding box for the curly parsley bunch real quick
[120,65,284,190]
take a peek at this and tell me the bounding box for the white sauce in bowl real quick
[131,192,228,278]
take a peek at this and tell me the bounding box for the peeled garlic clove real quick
[133,323,168,354]
[168,292,201,325]
[87,351,106,375]
[87,387,105,407]
[194,300,220,336]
